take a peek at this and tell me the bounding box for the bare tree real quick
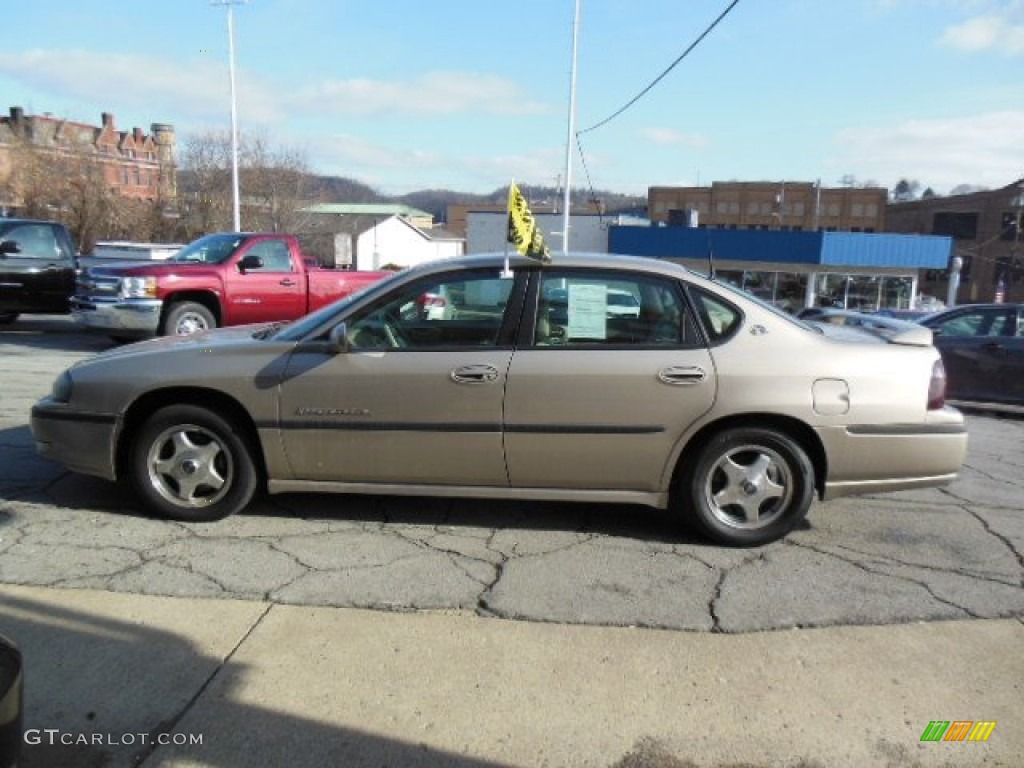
[179,130,319,236]
[1,133,128,252]
[891,178,922,202]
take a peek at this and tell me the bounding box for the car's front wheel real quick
[681,427,814,546]
[130,405,258,522]
[161,302,216,336]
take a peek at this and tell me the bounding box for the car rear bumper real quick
[70,296,162,335]
[30,399,119,481]
[817,408,968,500]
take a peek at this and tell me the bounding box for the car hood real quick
[87,323,271,362]
[83,261,223,278]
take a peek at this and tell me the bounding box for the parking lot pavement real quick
[2,315,1022,633]
[1,315,1023,766]
[4,583,1022,768]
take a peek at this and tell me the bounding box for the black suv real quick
[0,218,78,324]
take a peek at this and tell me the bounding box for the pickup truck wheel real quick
[130,405,258,522]
[0,313,18,324]
[679,427,814,547]
[162,302,215,336]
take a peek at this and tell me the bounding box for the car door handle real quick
[280,278,297,287]
[451,364,500,384]
[658,366,707,385]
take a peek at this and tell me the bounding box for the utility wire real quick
[578,0,742,136]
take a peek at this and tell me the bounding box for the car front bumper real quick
[30,398,119,482]
[70,296,163,335]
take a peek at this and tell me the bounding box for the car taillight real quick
[927,359,946,410]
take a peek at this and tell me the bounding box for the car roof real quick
[404,251,705,282]
[0,218,61,227]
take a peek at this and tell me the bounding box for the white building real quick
[346,215,463,270]
[466,212,647,254]
[301,204,463,270]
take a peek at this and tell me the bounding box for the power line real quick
[578,0,742,136]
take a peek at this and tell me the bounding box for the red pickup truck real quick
[71,232,390,338]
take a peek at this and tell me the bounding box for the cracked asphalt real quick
[2,316,1022,633]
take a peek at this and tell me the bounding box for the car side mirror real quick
[328,322,349,354]
[238,254,263,272]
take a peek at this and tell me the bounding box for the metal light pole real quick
[212,0,247,232]
[561,0,581,255]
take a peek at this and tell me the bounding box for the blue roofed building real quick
[608,226,952,312]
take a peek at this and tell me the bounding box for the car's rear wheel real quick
[161,302,215,336]
[681,427,814,546]
[130,405,258,522]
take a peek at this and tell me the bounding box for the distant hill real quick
[177,171,646,225]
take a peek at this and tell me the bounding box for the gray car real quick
[31,253,967,546]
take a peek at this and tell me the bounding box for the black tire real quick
[130,405,258,522]
[680,427,814,547]
[161,301,216,336]
[0,313,18,324]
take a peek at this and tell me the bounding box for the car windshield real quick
[171,234,248,264]
[271,270,407,341]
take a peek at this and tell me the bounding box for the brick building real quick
[885,179,1024,304]
[648,181,888,233]
[0,107,176,212]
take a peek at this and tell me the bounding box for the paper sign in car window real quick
[567,283,607,339]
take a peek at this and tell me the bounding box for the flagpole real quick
[503,181,513,278]
[562,0,581,255]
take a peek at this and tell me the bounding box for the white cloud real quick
[312,135,563,194]
[0,49,284,124]
[288,71,550,117]
[0,50,549,131]
[940,13,1024,53]
[938,0,1024,54]
[833,110,1024,192]
[637,127,709,149]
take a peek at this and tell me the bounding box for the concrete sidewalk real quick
[2,584,1021,768]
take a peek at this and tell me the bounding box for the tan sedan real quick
[31,254,967,546]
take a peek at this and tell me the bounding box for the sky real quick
[1,0,1022,197]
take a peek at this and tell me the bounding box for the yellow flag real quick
[507,182,551,263]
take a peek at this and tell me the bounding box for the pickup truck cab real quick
[0,218,78,324]
[72,232,390,337]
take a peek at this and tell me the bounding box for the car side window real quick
[935,309,1012,338]
[346,272,515,350]
[246,240,293,272]
[0,224,60,260]
[688,286,743,343]
[534,271,698,347]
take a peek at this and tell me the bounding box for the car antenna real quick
[705,228,716,280]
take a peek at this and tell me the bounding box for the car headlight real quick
[121,276,157,299]
[51,371,73,403]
